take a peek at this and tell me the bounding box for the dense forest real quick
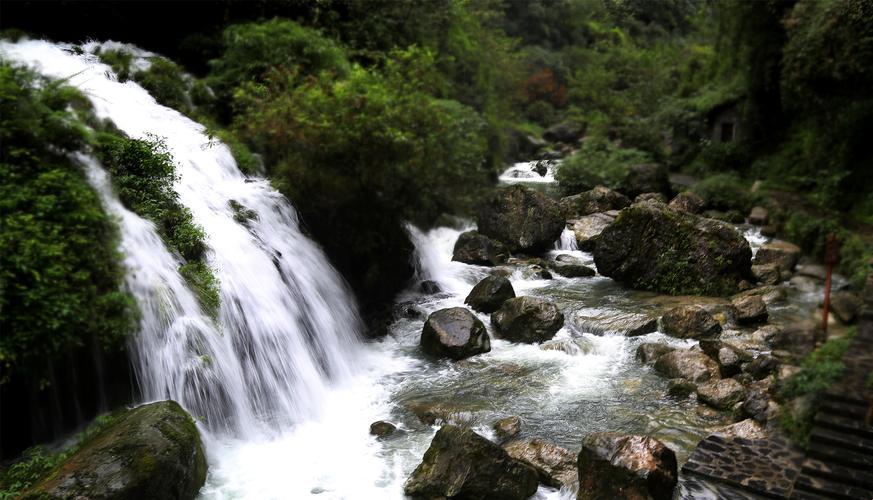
[1,1,872,498]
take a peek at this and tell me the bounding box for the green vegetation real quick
[555,139,652,195]
[689,173,752,212]
[0,64,136,385]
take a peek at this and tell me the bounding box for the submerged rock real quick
[25,401,206,500]
[593,201,752,296]
[731,294,768,324]
[754,240,801,272]
[654,349,720,383]
[404,425,539,500]
[560,186,630,219]
[660,305,722,339]
[504,438,578,490]
[491,296,565,343]
[452,230,508,266]
[477,185,565,254]
[464,276,515,313]
[421,307,491,360]
[493,416,522,441]
[577,432,678,500]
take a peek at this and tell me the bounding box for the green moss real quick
[178,261,220,318]
[228,199,258,225]
[133,58,190,114]
[96,48,134,82]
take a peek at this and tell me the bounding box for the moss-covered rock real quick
[593,201,752,296]
[24,401,206,500]
[477,185,565,254]
[404,425,539,499]
[577,433,677,500]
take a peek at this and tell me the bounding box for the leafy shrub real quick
[134,57,191,113]
[690,173,751,212]
[0,64,136,384]
[555,139,652,195]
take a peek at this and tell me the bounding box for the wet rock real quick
[635,192,668,204]
[660,305,722,339]
[574,310,656,336]
[404,425,539,500]
[636,343,675,364]
[749,206,768,226]
[452,230,508,266]
[493,416,522,441]
[742,388,773,424]
[619,163,672,198]
[370,420,397,438]
[555,254,580,263]
[712,419,766,439]
[491,296,564,343]
[420,280,441,295]
[421,307,491,360]
[731,295,768,324]
[532,160,550,177]
[796,263,827,280]
[699,340,750,377]
[560,186,630,218]
[831,290,862,324]
[743,354,780,380]
[464,276,515,313]
[504,439,578,490]
[754,240,801,272]
[567,213,615,251]
[543,122,585,144]
[696,378,748,410]
[477,185,565,254]
[529,266,553,280]
[550,262,596,278]
[593,202,752,296]
[667,378,697,398]
[751,263,781,285]
[733,284,787,306]
[25,401,207,500]
[654,349,720,383]
[541,337,595,356]
[668,191,705,214]
[577,432,678,500]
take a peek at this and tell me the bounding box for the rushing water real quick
[4,38,836,500]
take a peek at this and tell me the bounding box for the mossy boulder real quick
[477,185,565,254]
[404,425,539,500]
[491,296,565,343]
[560,186,630,219]
[577,433,677,500]
[24,401,206,500]
[464,276,516,313]
[452,230,508,266]
[593,201,752,296]
[421,307,491,360]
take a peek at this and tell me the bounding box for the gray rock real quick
[751,263,781,285]
[696,378,748,410]
[731,295,768,324]
[560,186,630,218]
[550,262,596,278]
[577,433,678,500]
[660,305,722,339]
[754,240,801,272]
[491,296,564,343]
[668,191,705,214]
[370,420,397,438]
[504,439,578,490]
[452,230,508,266]
[421,307,491,360]
[567,212,615,251]
[477,185,565,254]
[654,349,720,383]
[464,276,515,313]
[712,419,767,439]
[636,343,675,364]
[667,378,697,398]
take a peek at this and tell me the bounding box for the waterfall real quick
[2,39,363,438]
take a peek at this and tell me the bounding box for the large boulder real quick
[619,164,671,198]
[504,439,578,490]
[24,401,206,500]
[696,378,748,410]
[465,276,515,313]
[404,425,539,500]
[567,212,615,251]
[660,305,722,339]
[491,296,565,343]
[654,349,720,383]
[593,202,752,296]
[421,308,491,360]
[452,230,508,266]
[477,185,565,254]
[753,241,801,272]
[560,186,630,219]
[731,295,768,324]
[577,433,678,500]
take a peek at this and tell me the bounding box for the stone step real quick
[809,426,873,454]
[814,413,873,439]
[790,490,839,500]
[793,473,873,500]
[808,441,873,470]
[819,399,869,419]
[822,391,870,408]
[801,457,873,491]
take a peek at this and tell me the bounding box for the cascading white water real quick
[2,39,363,438]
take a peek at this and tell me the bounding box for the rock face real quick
[491,296,565,343]
[404,425,539,500]
[493,416,522,441]
[577,433,678,500]
[477,185,565,254]
[464,276,515,313]
[619,164,672,198]
[668,191,705,214]
[696,378,748,410]
[421,308,491,360]
[754,241,801,272]
[593,202,752,296]
[504,439,578,490]
[660,305,722,339]
[654,349,720,383]
[560,186,630,218]
[731,295,768,324]
[452,230,508,266]
[567,213,615,251]
[26,401,207,500]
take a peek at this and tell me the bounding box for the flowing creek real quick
[2,39,837,499]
